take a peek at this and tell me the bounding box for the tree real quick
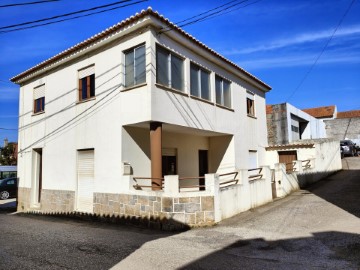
[0,143,17,165]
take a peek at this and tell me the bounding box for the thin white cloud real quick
[239,53,360,70]
[225,25,360,55]
[0,87,19,101]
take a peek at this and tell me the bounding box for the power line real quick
[285,0,356,102]
[160,0,261,33]
[0,0,59,8]
[0,127,18,130]
[0,0,146,33]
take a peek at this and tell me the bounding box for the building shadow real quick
[303,168,360,218]
[1,211,184,270]
[179,231,360,269]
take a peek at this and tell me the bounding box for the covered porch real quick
[121,121,234,190]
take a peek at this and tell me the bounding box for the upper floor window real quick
[246,93,255,117]
[156,46,184,91]
[33,84,45,113]
[190,63,210,101]
[124,44,146,88]
[78,65,95,101]
[215,75,231,108]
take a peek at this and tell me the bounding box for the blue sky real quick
[0,0,359,142]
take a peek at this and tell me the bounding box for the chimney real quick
[4,138,8,147]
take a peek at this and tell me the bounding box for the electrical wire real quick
[0,0,145,32]
[0,127,18,130]
[0,0,59,8]
[160,0,261,33]
[285,0,357,102]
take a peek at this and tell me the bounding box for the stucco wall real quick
[16,20,270,217]
[325,117,360,144]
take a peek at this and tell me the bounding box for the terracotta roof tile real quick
[337,110,360,119]
[266,105,273,114]
[10,7,271,91]
[302,105,336,118]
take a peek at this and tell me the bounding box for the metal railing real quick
[248,167,263,180]
[285,162,296,174]
[179,176,206,191]
[302,159,311,170]
[219,172,239,187]
[132,177,164,190]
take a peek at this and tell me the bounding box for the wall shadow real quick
[304,168,360,218]
[179,231,360,269]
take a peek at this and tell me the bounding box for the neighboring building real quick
[11,8,271,225]
[324,109,360,144]
[302,105,337,120]
[266,103,326,146]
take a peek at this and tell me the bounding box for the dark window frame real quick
[156,45,184,92]
[34,96,45,113]
[78,73,95,101]
[246,97,255,116]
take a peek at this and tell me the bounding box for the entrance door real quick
[199,150,208,191]
[278,151,297,173]
[77,149,94,213]
[162,156,177,176]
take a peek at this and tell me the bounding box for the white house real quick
[11,8,272,227]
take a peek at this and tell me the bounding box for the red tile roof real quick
[302,105,336,118]
[10,8,271,91]
[266,105,273,114]
[337,110,360,119]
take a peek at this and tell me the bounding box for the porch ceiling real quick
[125,122,232,137]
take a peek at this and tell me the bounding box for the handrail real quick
[248,167,263,180]
[285,161,296,173]
[132,176,164,190]
[302,159,311,170]
[179,176,205,191]
[219,171,239,187]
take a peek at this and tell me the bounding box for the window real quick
[215,75,231,108]
[78,65,95,101]
[247,98,255,116]
[248,150,258,169]
[291,125,299,133]
[246,91,255,117]
[124,44,146,88]
[190,63,210,100]
[156,46,184,91]
[33,84,45,113]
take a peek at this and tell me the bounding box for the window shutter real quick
[34,84,45,99]
[78,65,95,79]
[246,91,254,100]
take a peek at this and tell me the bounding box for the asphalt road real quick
[1,157,359,269]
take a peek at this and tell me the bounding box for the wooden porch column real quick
[150,122,162,190]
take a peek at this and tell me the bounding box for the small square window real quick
[247,98,255,116]
[78,66,95,101]
[33,84,45,113]
[34,97,45,113]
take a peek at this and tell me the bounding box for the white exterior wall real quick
[286,103,326,142]
[153,31,268,170]
[16,19,269,201]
